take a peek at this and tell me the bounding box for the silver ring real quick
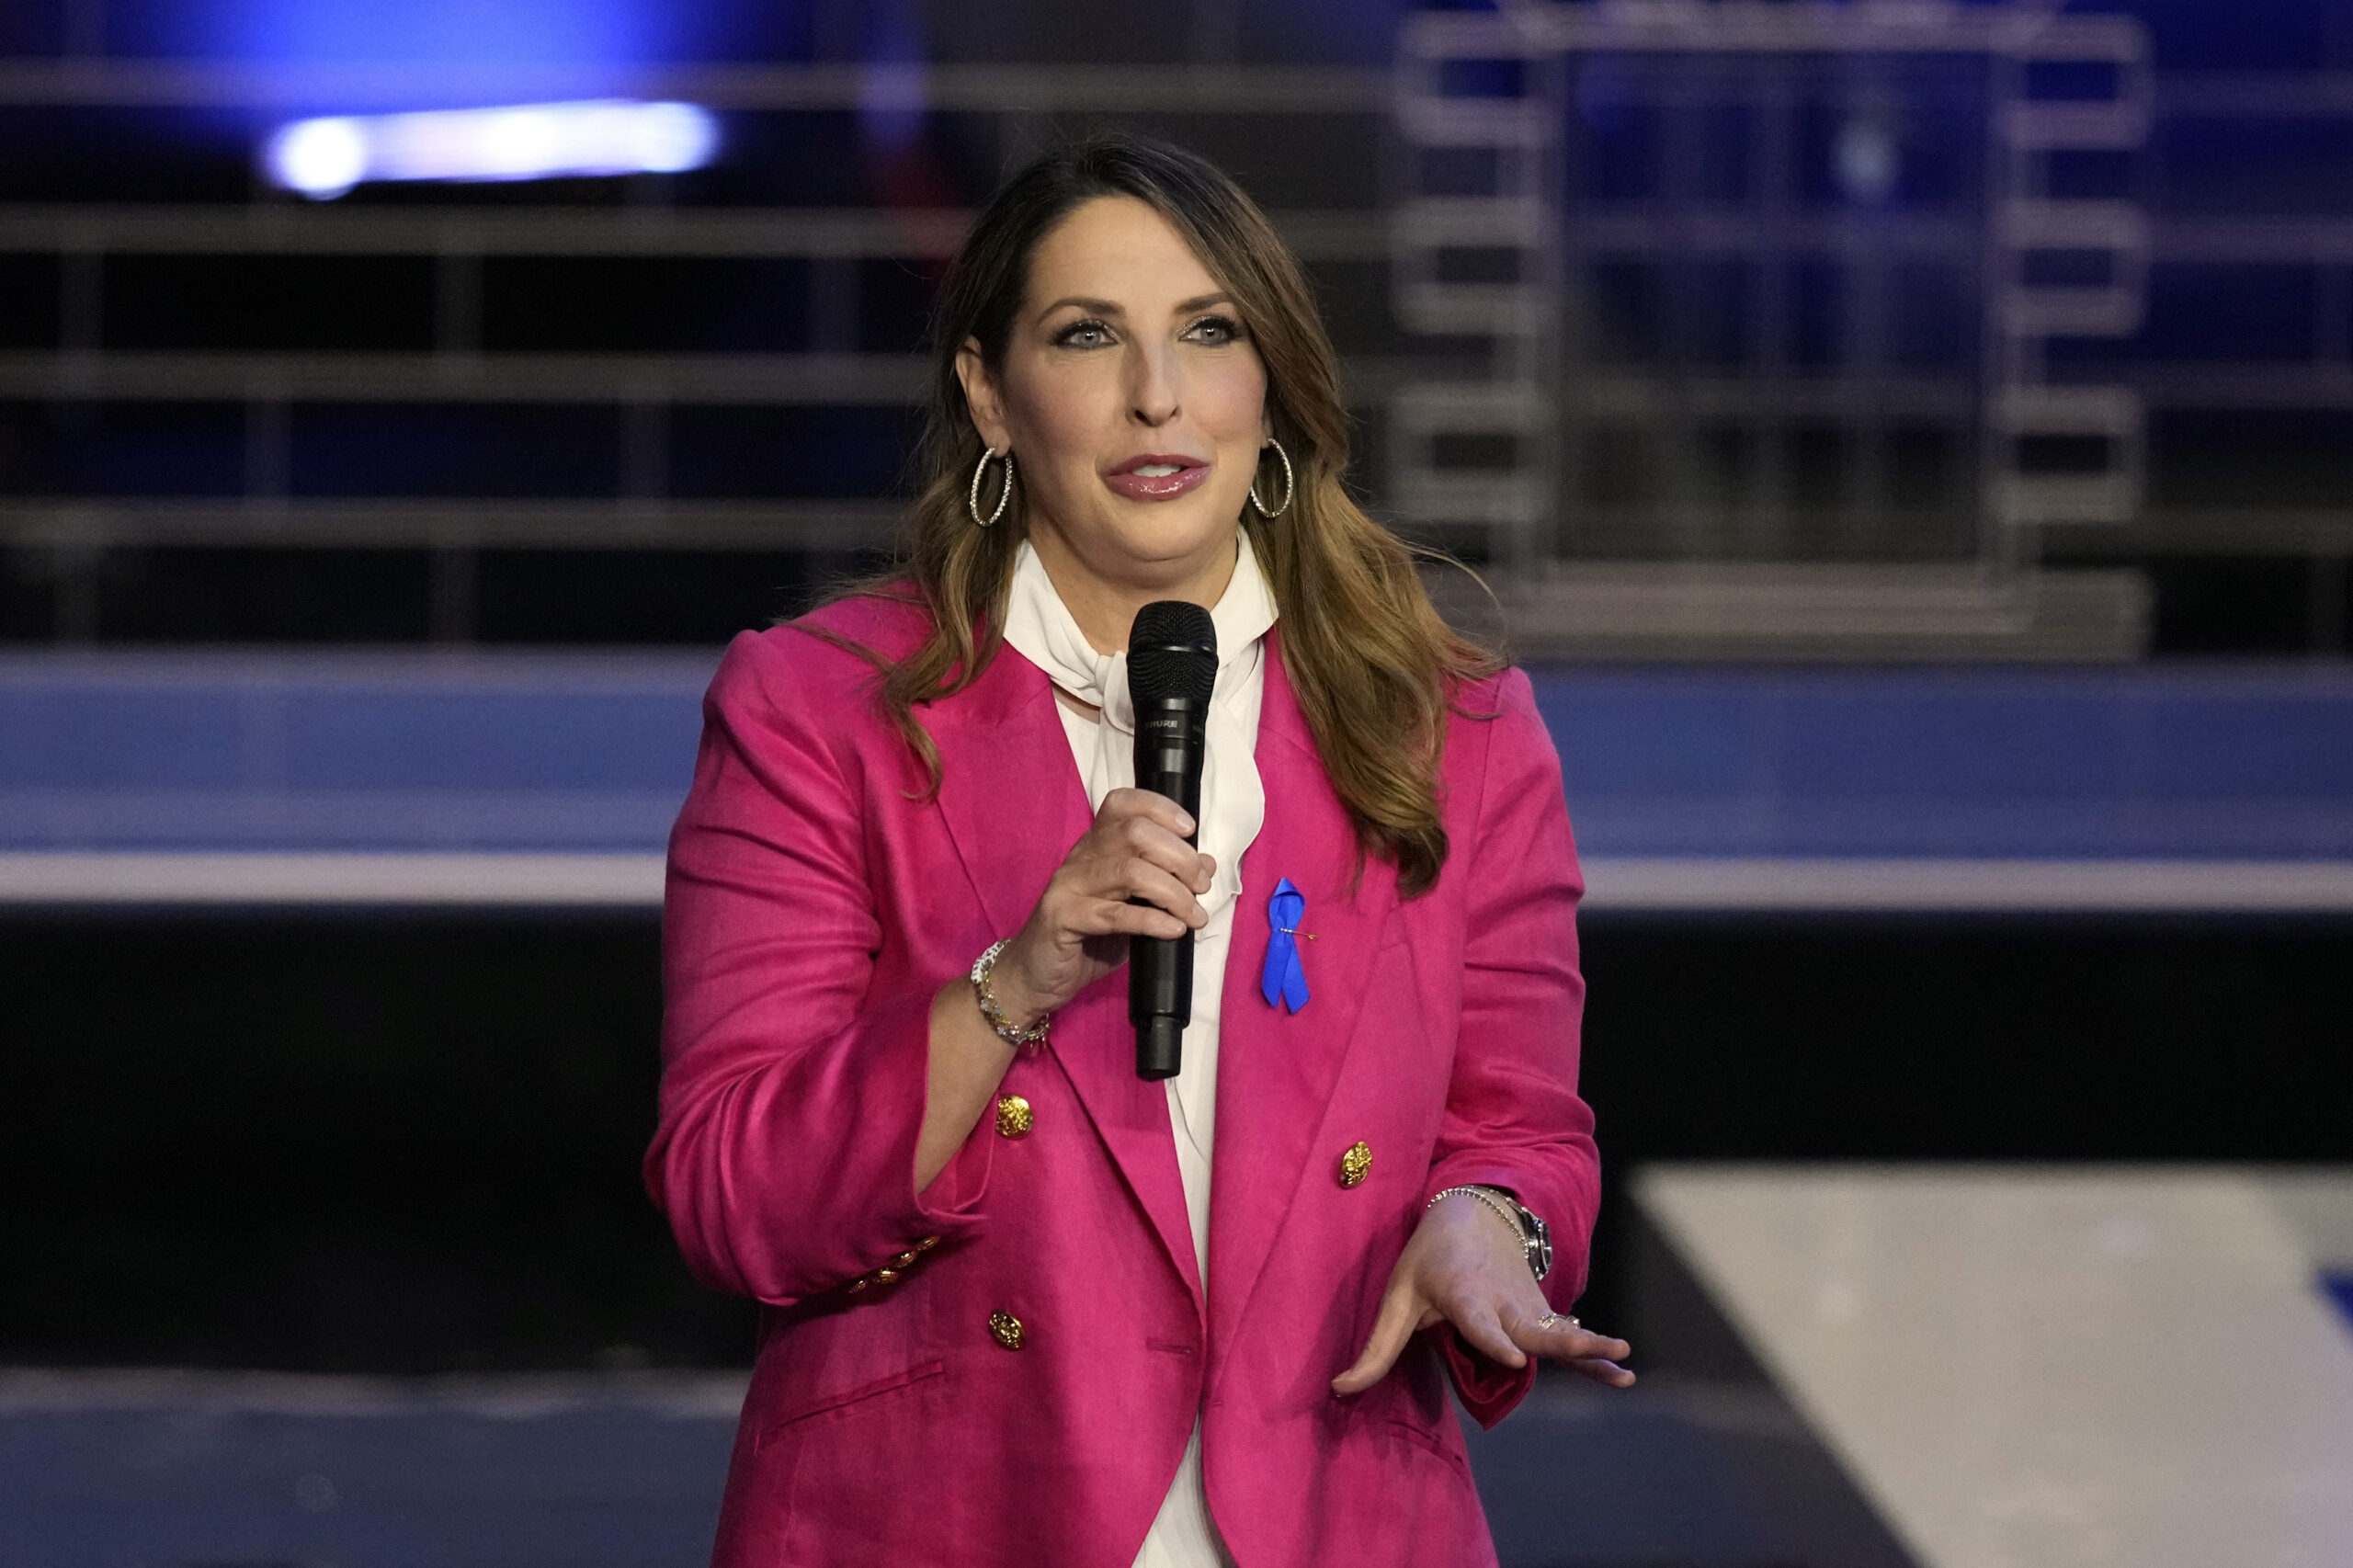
[1536,1312,1574,1332]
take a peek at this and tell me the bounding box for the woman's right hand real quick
[985,788,1214,1029]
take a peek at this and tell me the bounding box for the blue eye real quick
[1188,314,1243,345]
[1056,319,1113,348]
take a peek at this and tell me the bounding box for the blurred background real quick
[4,0,2351,1564]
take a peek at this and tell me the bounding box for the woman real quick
[648,134,1631,1568]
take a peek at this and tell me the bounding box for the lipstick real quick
[1103,454,1211,503]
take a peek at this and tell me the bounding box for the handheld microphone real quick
[1127,600,1218,1082]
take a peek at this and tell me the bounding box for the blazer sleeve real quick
[644,629,992,1309]
[1421,666,1600,1426]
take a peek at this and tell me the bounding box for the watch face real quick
[1526,1210,1553,1280]
[1509,1201,1553,1281]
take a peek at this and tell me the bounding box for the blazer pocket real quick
[1381,1415,1478,1491]
[756,1358,946,1450]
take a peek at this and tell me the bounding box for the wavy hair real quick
[819,132,1498,898]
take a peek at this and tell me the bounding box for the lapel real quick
[1207,634,1399,1361]
[926,642,1205,1309]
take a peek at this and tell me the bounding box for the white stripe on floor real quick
[0,851,665,905]
[1585,858,2353,913]
[1638,1166,2353,1568]
[9,851,2353,912]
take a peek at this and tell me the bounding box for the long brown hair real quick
[824,133,1498,898]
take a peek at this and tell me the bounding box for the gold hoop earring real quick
[1248,438,1294,519]
[968,448,1014,528]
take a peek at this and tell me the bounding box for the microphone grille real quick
[1128,600,1218,705]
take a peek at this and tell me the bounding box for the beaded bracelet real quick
[1428,1184,1552,1281]
[970,939,1051,1046]
[1427,1184,1522,1241]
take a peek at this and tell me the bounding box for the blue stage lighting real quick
[214,0,654,67]
[262,100,721,199]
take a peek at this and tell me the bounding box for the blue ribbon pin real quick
[1261,877,1312,1013]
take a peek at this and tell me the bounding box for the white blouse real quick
[998,532,1275,1568]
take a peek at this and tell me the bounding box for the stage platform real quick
[7,1166,2346,1568]
[5,653,2352,913]
[0,1366,1913,1568]
[1638,1165,2353,1568]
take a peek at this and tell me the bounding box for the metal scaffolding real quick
[1390,0,2155,656]
[11,17,2353,653]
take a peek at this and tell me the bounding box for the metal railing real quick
[0,62,1392,641]
[1390,0,2152,580]
[8,27,2353,652]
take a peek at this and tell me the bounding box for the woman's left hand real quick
[1331,1190,1634,1396]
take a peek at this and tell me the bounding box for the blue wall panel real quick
[1534,668,2353,861]
[5,653,2353,861]
[0,653,713,852]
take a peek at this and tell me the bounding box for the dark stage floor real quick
[0,1367,1913,1568]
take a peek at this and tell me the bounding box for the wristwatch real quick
[1498,1191,1553,1283]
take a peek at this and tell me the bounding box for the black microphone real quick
[1127,600,1218,1082]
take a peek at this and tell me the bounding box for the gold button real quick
[987,1310,1025,1351]
[1337,1141,1372,1188]
[915,1235,939,1251]
[889,1250,919,1268]
[847,1276,870,1293]
[995,1095,1034,1138]
[874,1268,900,1284]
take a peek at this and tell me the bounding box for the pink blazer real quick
[648,594,1597,1568]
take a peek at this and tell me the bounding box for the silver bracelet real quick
[1428,1184,1552,1281]
[1427,1184,1521,1241]
[970,940,1051,1047]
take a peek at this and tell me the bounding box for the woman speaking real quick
[648,134,1630,1567]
